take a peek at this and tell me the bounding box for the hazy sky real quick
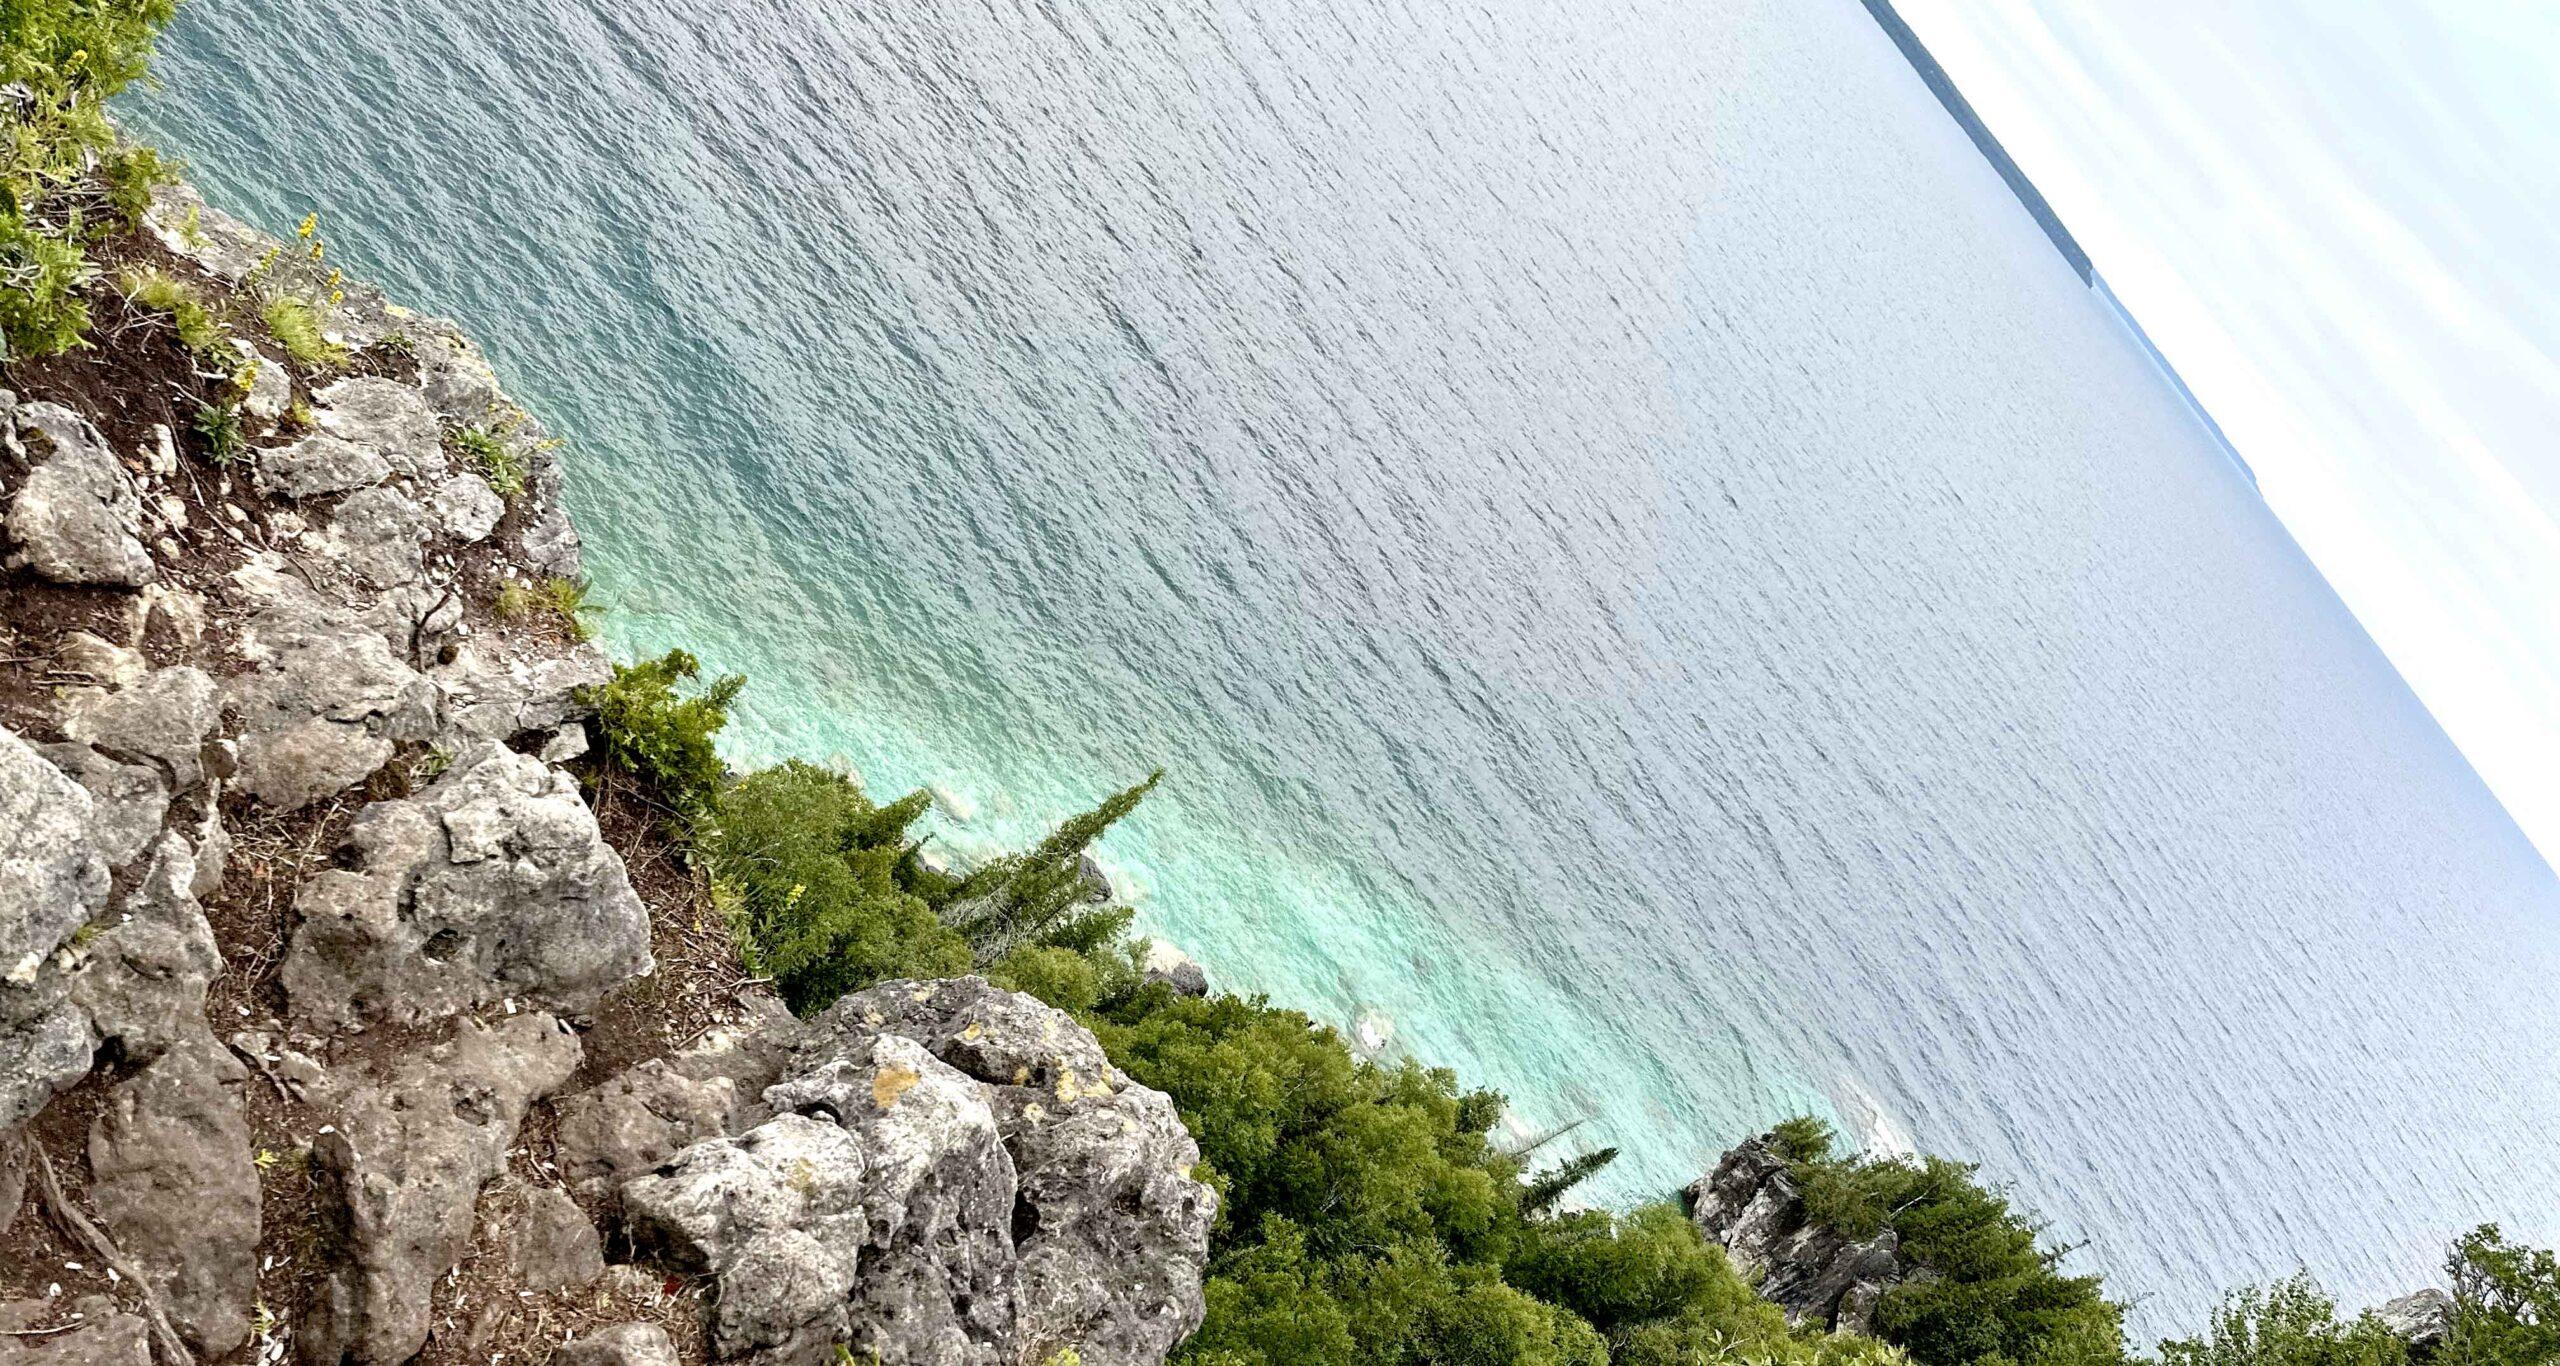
[1892,0,2560,870]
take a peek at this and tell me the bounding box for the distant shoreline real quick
[1857,0,2095,285]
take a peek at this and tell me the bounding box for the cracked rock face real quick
[302,1013,582,1366]
[282,743,652,1028]
[257,432,392,500]
[4,402,153,587]
[58,665,220,792]
[610,977,1213,1366]
[86,1032,260,1356]
[225,562,439,810]
[320,485,429,589]
[1686,1132,1915,1336]
[0,726,106,1128]
[314,377,446,481]
[430,471,505,544]
[67,835,220,1064]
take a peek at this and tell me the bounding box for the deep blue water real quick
[127,0,2560,1333]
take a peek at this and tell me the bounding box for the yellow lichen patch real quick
[911,985,936,1002]
[1056,1069,1079,1104]
[1013,1065,1032,1085]
[962,1020,985,1041]
[872,1063,923,1110]
[864,1010,886,1027]
[1022,1101,1047,1123]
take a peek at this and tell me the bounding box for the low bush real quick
[260,293,345,369]
[495,575,596,642]
[124,266,225,356]
[1776,1119,2127,1366]
[2157,1275,2406,1366]
[454,425,529,499]
[580,648,741,819]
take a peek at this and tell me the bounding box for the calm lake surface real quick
[127,0,2560,1333]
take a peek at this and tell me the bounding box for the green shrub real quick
[191,399,244,465]
[100,143,175,226]
[260,293,345,369]
[944,771,1160,968]
[495,575,596,642]
[123,265,224,356]
[1774,1120,2127,1366]
[580,648,743,819]
[2445,1224,2560,1365]
[0,0,182,357]
[2158,1274,2407,1366]
[0,211,91,357]
[454,426,528,499]
[708,760,970,1012]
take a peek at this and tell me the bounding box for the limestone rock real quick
[57,665,219,792]
[522,505,585,579]
[240,344,293,421]
[768,1035,1019,1361]
[257,432,391,500]
[2377,1289,2454,1354]
[226,561,439,809]
[552,1325,680,1366]
[4,402,152,587]
[554,1004,793,1199]
[437,643,612,744]
[314,377,445,480]
[632,977,1216,1366]
[86,1032,260,1355]
[319,486,427,589]
[35,744,169,870]
[0,727,105,1127]
[282,743,651,1028]
[1685,1132,1916,1332]
[621,1114,867,1359]
[430,471,505,543]
[67,836,219,1063]
[302,1013,581,1366]
[0,1298,151,1366]
[511,1184,606,1292]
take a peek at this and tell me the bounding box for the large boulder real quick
[622,1114,870,1360]
[618,977,1213,1365]
[301,1013,581,1366]
[2376,1289,2454,1355]
[225,561,439,809]
[4,401,152,587]
[256,432,392,500]
[317,486,428,589]
[1685,1132,1915,1335]
[86,1032,261,1356]
[35,744,170,869]
[282,743,652,1028]
[0,727,106,1127]
[0,1298,152,1366]
[808,980,1213,1365]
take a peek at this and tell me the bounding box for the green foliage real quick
[1775,1120,2127,1366]
[708,760,970,1013]
[580,649,742,819]
[1521,1148,1619,1218]
[1770,1116,1838,1164]
[99,143,174,225]
[0,0,182,356]
[260,293,345,369]
[945,771,1161,968]
[191,399,244,465]
[0,210,90,356]
[123,265,223,355]
[2444,1224,2560,1365]
[2157,1275,2406,1366]
[454,426,529,499]
[495,575,596,642]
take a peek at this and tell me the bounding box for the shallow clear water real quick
[128,0,2560,1333]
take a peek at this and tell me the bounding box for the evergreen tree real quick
[1522,1148,1620,1217]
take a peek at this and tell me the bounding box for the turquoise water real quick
[129,0,2560,1333]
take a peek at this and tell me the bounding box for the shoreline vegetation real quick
[0,3,2549,1363]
